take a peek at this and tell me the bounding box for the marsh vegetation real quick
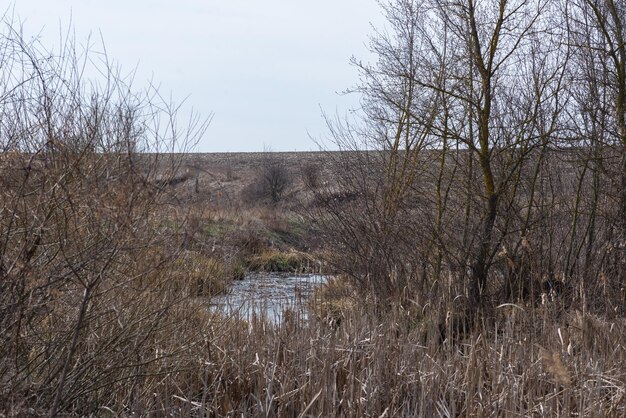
[1,1,626,416]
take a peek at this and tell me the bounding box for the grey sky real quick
[10,0,382,152]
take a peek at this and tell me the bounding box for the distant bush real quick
[300,161,321,190]
[244,150,292,203]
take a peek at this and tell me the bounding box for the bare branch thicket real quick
[566,0,626,307]
[0,17,210,415]
[316,0,575,313]
[315,0,626,318]
[314,1,441,303]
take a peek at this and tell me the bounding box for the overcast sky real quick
[9,1,382,152]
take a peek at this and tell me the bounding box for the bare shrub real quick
[300,160,321,190]
[0,18,208,415]
[254,149,292,203]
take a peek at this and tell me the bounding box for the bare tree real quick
[318,0,569,311]
[258,148,292,203]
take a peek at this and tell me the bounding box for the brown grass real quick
[246,250,317,273]
[144,297,625,417]
[3,149,625,415]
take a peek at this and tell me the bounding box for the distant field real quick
[181,151,326,175]
[169,152,328,205]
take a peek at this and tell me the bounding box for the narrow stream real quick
[210,274,327,324]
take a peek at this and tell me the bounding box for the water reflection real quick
[210,274,327,324]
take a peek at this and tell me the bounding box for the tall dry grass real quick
[145,294,625,417]
[6,276,623,416]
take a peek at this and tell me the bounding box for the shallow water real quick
[209,274,327,324]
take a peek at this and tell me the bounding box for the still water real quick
[210,274,327,324]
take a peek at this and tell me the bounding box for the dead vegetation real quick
[1,3,626,417]
[123,299,625,416]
